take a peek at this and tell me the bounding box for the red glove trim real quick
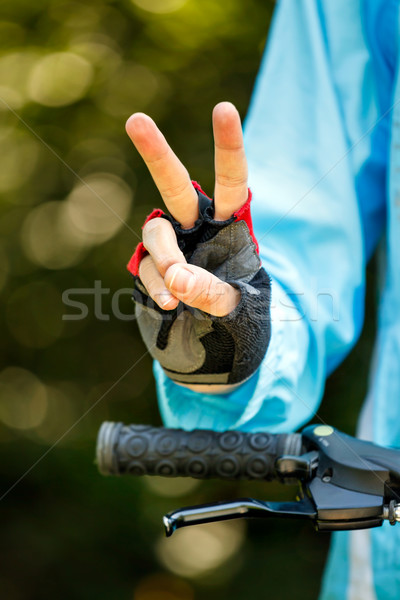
[191,180,212,200]
[232,189,259,254]
[127,184,259,276]
[127,208,165,276]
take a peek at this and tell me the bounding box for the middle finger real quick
[213,102,248,221]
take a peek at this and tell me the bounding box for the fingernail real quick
[160,293,176,308]
[168,266,196,295]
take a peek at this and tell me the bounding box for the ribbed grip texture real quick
[96,422,303,481]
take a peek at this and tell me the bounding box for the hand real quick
[125,102,248,317]
[125,102,271,392]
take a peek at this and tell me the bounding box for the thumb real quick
[164,264,240,317]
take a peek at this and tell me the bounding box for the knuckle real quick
[204,276,215,302]
[204,279,228,312]
[139,257,153,289]
[156,255,176,274]
[215,173,247,189]
[138,254,152,276]
[190,275,215,309]
[142,217,165,240]
[145,279,159,297]
[160,178,191,201]
[140,272,160,298]
[142,251,174,278]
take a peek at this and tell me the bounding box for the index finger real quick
[126,113,198,229]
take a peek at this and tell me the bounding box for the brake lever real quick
[163,424,400,535]
[164,497,316,537]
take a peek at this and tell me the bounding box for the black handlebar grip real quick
[96,422,303,481]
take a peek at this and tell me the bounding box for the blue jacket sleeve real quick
[154,0,387,433]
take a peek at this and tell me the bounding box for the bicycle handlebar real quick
[96,421,303,481]
[96,421,400,536]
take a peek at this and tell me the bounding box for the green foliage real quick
[0,0,375,598]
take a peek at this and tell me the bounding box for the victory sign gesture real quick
[126,102,271,390]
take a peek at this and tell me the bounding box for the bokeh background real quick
[0,0,377,598]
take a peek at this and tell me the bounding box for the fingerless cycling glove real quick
[127,182,271,386]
